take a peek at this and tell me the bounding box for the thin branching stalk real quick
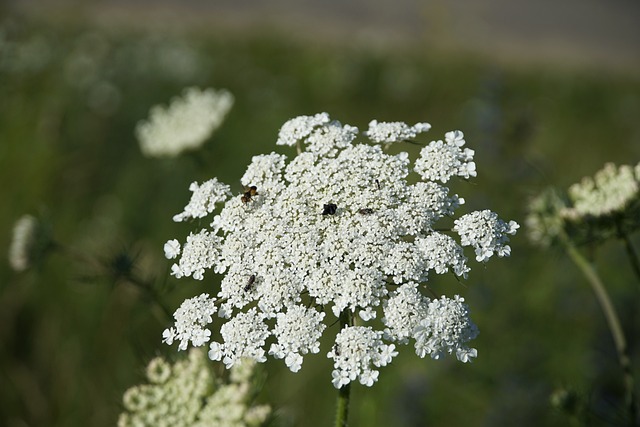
[55,242,103,271]
[59,243,173,321]
[125,274,174,321]
[620,232,640,287]
[562,235,638,426]
[335,310,353,427]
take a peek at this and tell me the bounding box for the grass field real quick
[2,13,640,427]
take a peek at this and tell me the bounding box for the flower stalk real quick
[335,310,353,427]
[619,230,640,287]
[335,382,352,427]
[561,234,638,426]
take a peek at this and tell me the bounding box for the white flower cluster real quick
[328,326,397,388]
[413,295,479,363]
[162,294,218,350]
[525,189,567,247]
[8,214,39,271]
[526,162,640,247]
[136,87,234,158]
[173,178,232,222]
[269,305,326,372]
[118,349,271,427]
[454,210,519,262]
[168,231,223,280]
[382,285,478,362]
[164,113,518,388]
[561,162,640,220]
[209,308,270,368]
[414,130,477,183]
[275,112,331,147]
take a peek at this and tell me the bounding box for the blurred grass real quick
[1,13,640,427]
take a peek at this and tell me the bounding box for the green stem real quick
[562,237,638,426]
[335,310,353,427]
[335,382,352,427]
[620,232,640,287]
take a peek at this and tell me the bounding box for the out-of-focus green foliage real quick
[1,14,639,427]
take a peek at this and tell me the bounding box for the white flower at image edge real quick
[8,214,39,271]
[163,113,518,388]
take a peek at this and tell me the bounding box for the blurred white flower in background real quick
[136,87,234,158]
[527,161,640,246]
[163,113,518,388]
[8,214,53,272]
[562,162,639,220]
[8,215,39,271]
[118,349,271,427]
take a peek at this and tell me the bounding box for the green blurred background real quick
[1,1,640,426]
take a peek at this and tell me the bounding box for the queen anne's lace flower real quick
[119,349,271,427]
[164,113,518,388]
[562,162,639,219]
[527,161,640,247]
[136,87,233,158]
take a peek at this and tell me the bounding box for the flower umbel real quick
[413,295,479,363]
[162,293,217,350]
[165,113,518,388]
[527,161,640,246]
[136,87,234,157]
[118,349,271,427]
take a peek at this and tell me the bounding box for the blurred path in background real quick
[6,0,640,73]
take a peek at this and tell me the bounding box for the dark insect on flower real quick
[322,203,337,215]
[332,343,341,356]
[244,274,256,291]
[358,208,375,215]
[375,179,381,190]
[241,186,258,203]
